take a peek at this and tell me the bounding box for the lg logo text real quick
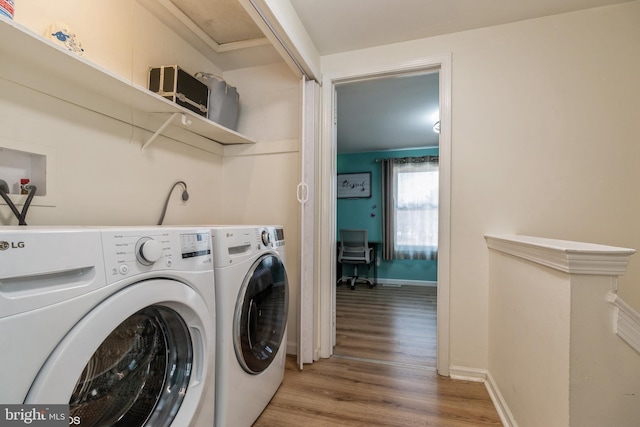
[0,241,25,250]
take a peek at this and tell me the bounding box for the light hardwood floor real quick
[254,285,502,426]
[334,284,437,368]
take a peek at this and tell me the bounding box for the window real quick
[382,156,439,260]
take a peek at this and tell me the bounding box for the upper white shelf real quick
[0,16,257,147]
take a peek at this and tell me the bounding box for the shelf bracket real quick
[141,113,192,150]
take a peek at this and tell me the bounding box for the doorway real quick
[333,72,439,368]
[317,55,451,376]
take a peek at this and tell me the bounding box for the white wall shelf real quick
[0,16,257,148]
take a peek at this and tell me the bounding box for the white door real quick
[297,76,320,368]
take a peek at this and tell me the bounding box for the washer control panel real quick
[135,237,163,265]
[180,232,212,259]
[101,227,212,284]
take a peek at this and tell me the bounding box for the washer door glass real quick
[25,279,213,427]
[234,253,289,374]
[70,306,192,427]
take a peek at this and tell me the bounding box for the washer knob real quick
[261,230,270,246]
[136,237,162,265]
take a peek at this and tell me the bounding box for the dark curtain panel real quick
[381,158,395,260]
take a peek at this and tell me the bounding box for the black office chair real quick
[337,229,375,290]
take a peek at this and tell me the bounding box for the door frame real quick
[317,54,452,376]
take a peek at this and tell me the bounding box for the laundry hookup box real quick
[148,65,209,117]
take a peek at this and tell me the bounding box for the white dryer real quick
[210,226,288,427]
[0,226,215,427]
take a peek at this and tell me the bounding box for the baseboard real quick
[608,292,640,354]
[375,278,437,287]
[485,371,518,427]
[449,365,486,382]
[286,340,297,356]
[449,366,513,427]
[284,340,323,363]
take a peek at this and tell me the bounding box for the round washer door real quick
[26,279,214,427]
[234,253,289,374]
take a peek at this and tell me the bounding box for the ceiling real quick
[336,72,440,154]
[289,0,632,154]
[149,0,633,153]
[288,0,633,56]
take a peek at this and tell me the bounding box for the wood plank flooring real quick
[254,356,501,426]
[334,284,437,368]
[254,285,502,426]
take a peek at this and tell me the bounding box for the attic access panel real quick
[169,0,265,45]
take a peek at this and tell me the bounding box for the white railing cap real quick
[485,234,636,276]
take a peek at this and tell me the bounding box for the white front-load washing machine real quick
[210,226,288,427]
[0,226,215,426]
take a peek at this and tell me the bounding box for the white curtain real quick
[382,156,439,260]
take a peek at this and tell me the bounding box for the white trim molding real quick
[449,366,516,427]
[485,371,518,427]
[608,292,640,355]
[485,234,635,276]
[318,53,453,378]
[449,365,486,382]
[373,279,437,287]
[223,138,299,157]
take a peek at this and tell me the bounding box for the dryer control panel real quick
[256,226,285,250]
[268,226,285,249]
[211,226,285,267]
[257,226,285,250]
[101,227,212,284]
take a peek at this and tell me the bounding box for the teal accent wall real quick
[337,147,439,283]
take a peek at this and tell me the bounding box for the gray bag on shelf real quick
[195,72,240,131]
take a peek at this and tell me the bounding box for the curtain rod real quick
[374,155,439,163]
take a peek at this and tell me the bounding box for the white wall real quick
[14,0,225,89]
[0,79,224,226]
[570,275,640,427]
[3,1,302,348]
[486,235,640,426]
[321,2,640,371]
[2,0,229,226]
[222,62,302,349]
[488,249,572,426]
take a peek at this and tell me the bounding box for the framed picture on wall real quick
[337,172,371,198]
